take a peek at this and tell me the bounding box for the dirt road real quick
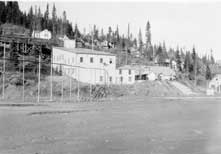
[1,97,221,154]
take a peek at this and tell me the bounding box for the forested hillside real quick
[0,1,218,83]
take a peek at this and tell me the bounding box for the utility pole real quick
[61,74,63,103]
[2,43,6,99]
[69,74,72,100]
[194,53,197,88]
[77,68,80,101]
[92,28,94,51]
[125,49,128,65]
[37,49,41,103]
[60,64,64,103]
[194,61,197,87]
[50,51,53,101]
[89,69,92,102]
[22,44,26,102]
[90,25,93,102]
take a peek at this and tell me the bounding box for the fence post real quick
[2,42,5,99]
[37,51,41,103]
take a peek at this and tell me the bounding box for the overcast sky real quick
[19,1,221,60]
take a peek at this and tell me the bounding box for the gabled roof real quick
[116,65,176,76]
[53,46,116,56]
[149,66,175,76]
[32,29,51,33]
[117,65,152,75]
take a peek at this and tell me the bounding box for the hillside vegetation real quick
[1,72,195,102]
[0,1,219,102]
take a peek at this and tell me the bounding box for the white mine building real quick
[53,36,176,85]
[52,41,116,85]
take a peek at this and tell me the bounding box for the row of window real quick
[52,67,133,83]
[99,76,132,82]
[119,69,132,75]
[119,76,132,82]
[54,55,74,65]
[80,57,113,64]
[54,55,113,65]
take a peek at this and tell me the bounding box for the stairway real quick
[170,81,196,95]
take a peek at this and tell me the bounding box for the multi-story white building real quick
[52,46,116,85]
[116,66,136,84]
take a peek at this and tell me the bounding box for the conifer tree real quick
[176,48,182,72]
[0,2,6,24]
[107,26,112,42]
[43,3,49,29]
[192,47,197,82]
[138,28,143,53]
[115,25,120,44]
[52,3,57,36]
[27,6,34,31]
[145,21,151,47]
[210,49,215,64]
[184,51,191,73]
[206,64,212,80]
[36,7,42,30]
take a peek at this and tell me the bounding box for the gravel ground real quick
[1,97,221,154]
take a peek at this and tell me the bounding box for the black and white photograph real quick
[1,0,221,153]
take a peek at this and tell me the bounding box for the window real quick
[109,76,112,83]
[120,77,123,82]
[90,57,93,63]
[100,76,103,82]
[109,58,112,64]
[129,77,132,82]
[100,58,103,63]
[119,69,122,75]
[80,57,83,63]
[72,57,74,63]
[128,69,131,75]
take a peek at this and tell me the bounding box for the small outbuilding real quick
[32,29,52,40]
[209,74,221,94]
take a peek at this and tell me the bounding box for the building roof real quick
[32,30,41,33]
[53,46,116,56]
[117,65,176,76]
[117,65,136,70]
[216,60,221,65]
[117,65,152,75]
[117,65,148,70]
[149,66,176,76]
[210,64,221,74]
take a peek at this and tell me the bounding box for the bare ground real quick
[1,96,221,154]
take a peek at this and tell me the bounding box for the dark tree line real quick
[0,1,74,38]
[0,1,215,81]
